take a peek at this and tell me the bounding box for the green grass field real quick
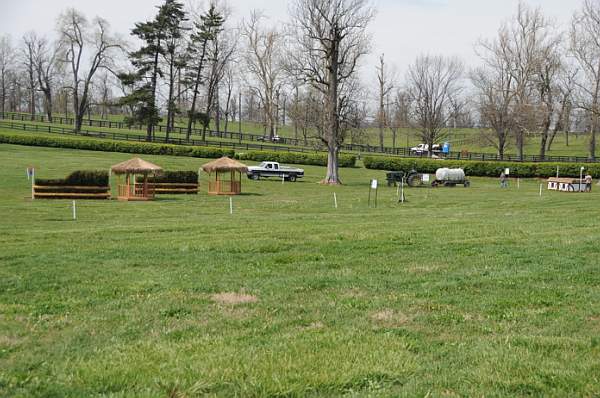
[1,143,600,397]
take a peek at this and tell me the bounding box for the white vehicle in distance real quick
[410,143,441,155]
[256,134,282,143]
[247,162,304,182]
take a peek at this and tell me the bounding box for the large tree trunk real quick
[516,129,524,161]
[324,146,341,185]
[589,118,597,161]
[166,55,175,142]
[148,42,161,142]
[498,132,506,160]
[322,39,341,185]
[72,87,80,132]
[44,92,52,121]
[187,40,208,141]
[539,116,551,160]
[1,73,6,114]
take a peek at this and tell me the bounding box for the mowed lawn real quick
[1,144,599,397]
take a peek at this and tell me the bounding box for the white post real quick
[333,192,338,209]
[556,166,559,178]
[72,200,77,220]
[401,180,405,203]
[539,183,543,198]
[282,175,285,185]
[229,197,233,214]
[580,167,585,193]
[517,178,520,190]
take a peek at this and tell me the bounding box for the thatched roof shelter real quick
[111,158,163,201]
[202,157,248,174]
[202,157,248,195]
[111,157,163,175]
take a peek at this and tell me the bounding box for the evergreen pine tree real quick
[119,0,185,141]
[185,5,224,141]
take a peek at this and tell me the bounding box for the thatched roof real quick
[111,157,163,175]
[202,157,248,173]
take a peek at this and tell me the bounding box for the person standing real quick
[585,173,593,192]
[500,171,508,188]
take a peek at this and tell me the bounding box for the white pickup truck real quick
[410,143,441,155]
[247,162,304,182]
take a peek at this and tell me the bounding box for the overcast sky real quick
[1,0,580,83]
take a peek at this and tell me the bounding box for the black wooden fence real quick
[1,112,598,163]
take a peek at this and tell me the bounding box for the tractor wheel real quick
[407,174,422,187]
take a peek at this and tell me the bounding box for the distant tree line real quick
[2,0,600,182]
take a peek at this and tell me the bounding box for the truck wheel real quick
[251,173,260,181]
[288,175,297,182]
[464,181,470,188]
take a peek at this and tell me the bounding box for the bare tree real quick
[22,32,39,120]
[32,37,59,120]
[0,35,14,114]
[376,53,395,151]
[289,0,374,184]
[222,65,235,133]
[471,66,514,159]
[95,72,113,119]
[535,41,563,160]
[57,9,121,132]
[547,67,577,151]
[202,21,236,139]
[391,89,411,149]
[505,3,556,160]
[571,0,600,160]
[406,55,463,157]
[241,11,284,140]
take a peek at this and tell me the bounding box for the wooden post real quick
[31,168,35,200]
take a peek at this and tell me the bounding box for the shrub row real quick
[363,156,600,178]
[0,132,233,159]
[140,171,199,184]
[235,150,357,168]
[36,170,109,187]
[0,131,358,168]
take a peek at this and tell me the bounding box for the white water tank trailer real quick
[433,168,470,187]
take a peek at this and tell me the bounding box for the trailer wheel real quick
[464,180,470,188]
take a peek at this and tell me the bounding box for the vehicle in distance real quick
[256,134,282,143]
[247,162,304,182]
[410,143,441,154]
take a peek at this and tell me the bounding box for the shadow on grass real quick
[235,192,263,197]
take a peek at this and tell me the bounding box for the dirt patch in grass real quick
[211,292,258,306]
[0,334,23,349]
[371,309,412,327]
